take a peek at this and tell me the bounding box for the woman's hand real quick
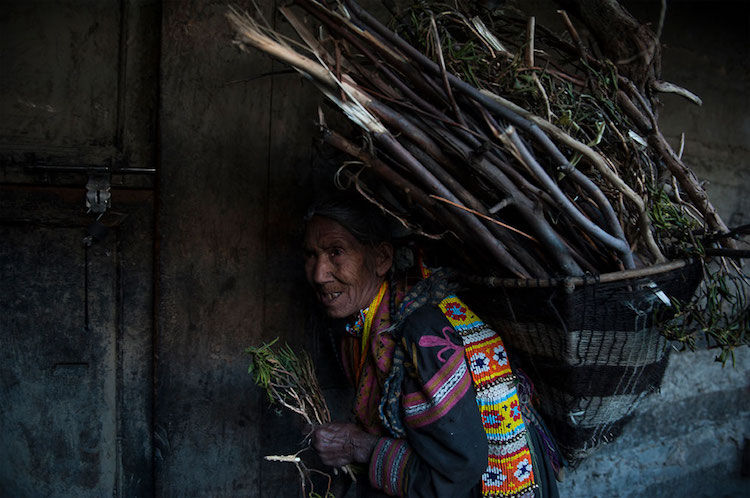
[311,422,379,467]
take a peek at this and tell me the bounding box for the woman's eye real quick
[330,248,343,258]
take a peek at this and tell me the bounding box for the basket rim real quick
[459,258,697,289]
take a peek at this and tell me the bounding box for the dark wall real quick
[0,0,349,495]
[156,0,321,495]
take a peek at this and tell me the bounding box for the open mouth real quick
[318,291,342,306]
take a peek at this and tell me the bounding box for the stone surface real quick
[558,348,750,497]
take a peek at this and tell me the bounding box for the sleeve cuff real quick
[368,437,413,496]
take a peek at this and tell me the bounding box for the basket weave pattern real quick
[466,262,702,463]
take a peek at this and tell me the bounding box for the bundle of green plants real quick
[247,338,331,427]
[246,338,354,495]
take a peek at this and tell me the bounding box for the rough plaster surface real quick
[558,348,749,497]
[655,0,750,229]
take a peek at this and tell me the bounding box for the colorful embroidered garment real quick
[340,282,398,435]
[367,304,488,496]
[338,268,543,497]
[439,295,538,498]
[341,282,488,496]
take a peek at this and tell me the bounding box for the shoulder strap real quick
[438,294,539,498]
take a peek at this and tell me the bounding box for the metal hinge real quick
[85,173,111,215]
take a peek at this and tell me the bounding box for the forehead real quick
[304,216,361,249]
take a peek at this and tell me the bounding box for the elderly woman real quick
[305,196,559,498]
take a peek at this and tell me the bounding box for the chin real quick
[325,307,354,320]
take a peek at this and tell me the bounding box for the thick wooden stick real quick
[503,127,635,268]
[298,0,448,107]
[616,83,735,248]
[353,95,550,276]
[321,128,462,236]
[286,1,616,274]
[422,120,585,276]
[372,132,532,277]
[479,89,666,263]
[390,108,577,276]
[464,259,691,289]
[405,143,552,278]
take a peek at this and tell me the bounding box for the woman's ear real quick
[374,242,394,278]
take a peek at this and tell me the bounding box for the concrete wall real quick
[559,349,749,497]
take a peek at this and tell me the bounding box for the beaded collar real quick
[344,308,368,338]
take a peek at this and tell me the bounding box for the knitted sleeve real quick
[367,306,487,497]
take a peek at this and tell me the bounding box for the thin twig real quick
[431,15,466,127]
[430,195,538,242]
[526,16,552,121]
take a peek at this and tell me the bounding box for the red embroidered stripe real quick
[369,438,412,496]
[402,349,471,428]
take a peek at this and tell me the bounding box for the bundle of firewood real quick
[226,0,739,279]
[228,1,747,357]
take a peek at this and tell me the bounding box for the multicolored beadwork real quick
[439,295,538,498]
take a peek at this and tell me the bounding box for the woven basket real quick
[462,260,703,464]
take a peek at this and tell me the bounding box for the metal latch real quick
[85,173,111,214]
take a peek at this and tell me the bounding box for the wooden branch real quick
[703,249,750,259]
[613,77,734,249]
[302,0,448,107]
[430,195,537,242]
[556,10,588,62]
[431,15,466,127]
[463,259,691,289]
[363,101,547,275]
[616,90,653,132]
[405,141,551,277]
[345,0,630,253]
[647,131,735,247]
[423,118,584,276]
[503,127,635,268]
[478,89,665,263]
[526,16,552,121]
[232,1,731,276]
[365,99,549,276]
[231,5,535,276]
[552,0,661,89]
[372,131,533,278]
[227,8,335,90]
[320,128,464,239]
[651,80,703,106]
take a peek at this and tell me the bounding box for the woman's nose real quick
[312,257,332,284]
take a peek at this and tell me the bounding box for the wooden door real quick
[0,0,158,496]
[0,187,154,497]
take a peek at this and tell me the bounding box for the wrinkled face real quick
[304,216,393,319]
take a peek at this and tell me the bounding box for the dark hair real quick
[305,193,392,245]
